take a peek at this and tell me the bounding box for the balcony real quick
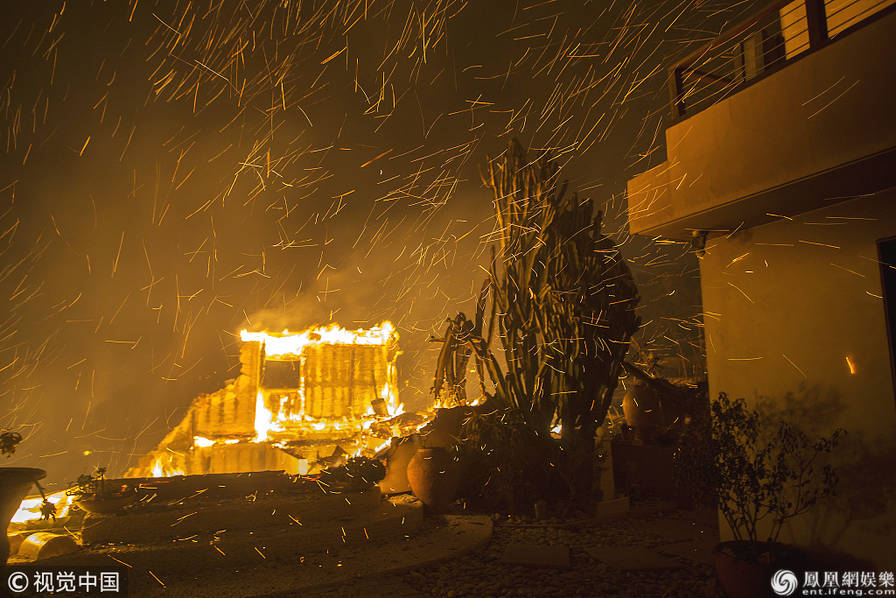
[626,0,896,239]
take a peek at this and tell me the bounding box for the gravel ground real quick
[305,506,725,598]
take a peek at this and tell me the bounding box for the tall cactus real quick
[472,139,640,494]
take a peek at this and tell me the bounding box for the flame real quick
[192,436,243,449]
[240,321,397,356]
[12,490,72,524]
[150,455,184,478]
[254,391,274,442]
[381,382,403,416]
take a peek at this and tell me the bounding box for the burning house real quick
[127,322,403,478]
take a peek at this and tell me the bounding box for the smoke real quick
[0,0,766,485]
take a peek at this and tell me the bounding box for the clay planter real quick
[0,467,46,564]
[713,541,803,598]
[380,435,423,494]
[621,381,664,444]
[406,447,459,513]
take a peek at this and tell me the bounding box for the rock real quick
[500,543,570,569]
[594,496,631,520]
[657,539,715,565]
[584,545,683,570]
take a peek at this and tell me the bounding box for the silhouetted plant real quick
[0,431,22,458]
[65,466,107,498]
[459,140,640,500]
[66,474,97,498]
[713,392,843,543]
[671,382,715,508]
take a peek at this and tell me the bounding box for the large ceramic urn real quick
[0,467,46,564]
[713,541,805,598]
[621,381,665,444]
[406,447,459,513]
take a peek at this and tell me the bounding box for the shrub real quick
[712,392,843,543]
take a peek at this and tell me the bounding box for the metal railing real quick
[668,0,895,119]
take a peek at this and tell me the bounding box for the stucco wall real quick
[628,8,896,237]
[700,189,896,564]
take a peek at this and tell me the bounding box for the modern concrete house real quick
[626,0,896,564]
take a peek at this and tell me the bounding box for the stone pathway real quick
[303,505,723,598]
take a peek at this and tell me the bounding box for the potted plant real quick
[0,429,47,563]
[710,393,843,598]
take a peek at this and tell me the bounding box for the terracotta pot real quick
[713,541,803,598]
[406,447,458,513]
[380,435,423,494]
[621,381,664,443]
[0,467,46,564]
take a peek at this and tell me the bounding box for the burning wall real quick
[126,323,401,478]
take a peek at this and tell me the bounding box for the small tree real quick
[713,392,843,543]
[463,140,640,498]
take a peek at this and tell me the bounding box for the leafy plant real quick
[456,404,569,513]
[0,431,22,458]
[66,467,107,498]
[712,392,843,543]
[66,474,97,498]
[663,380,716,508]
[460,140,640,497]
